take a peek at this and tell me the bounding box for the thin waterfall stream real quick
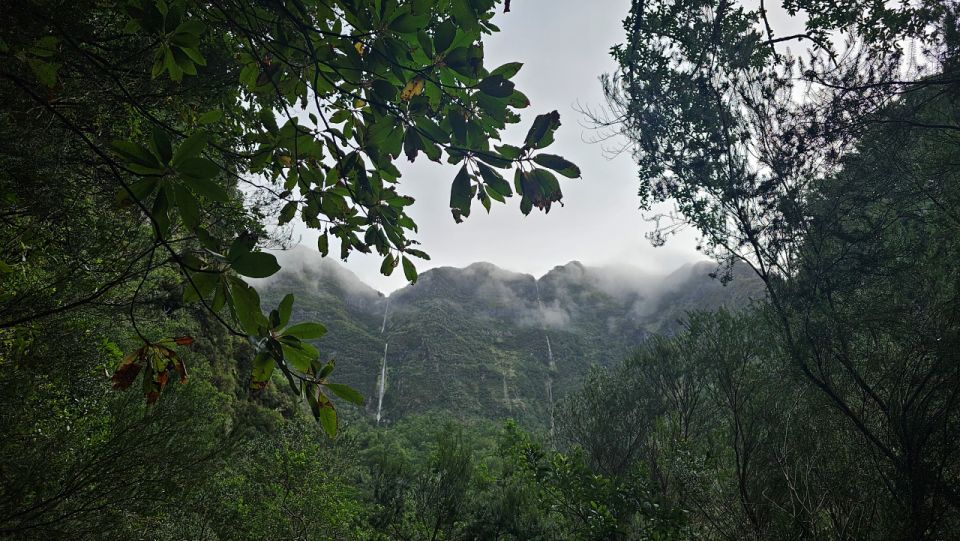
[534,279,556,436]
[375,298,389,425]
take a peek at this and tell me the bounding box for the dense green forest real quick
[2,0,960,539]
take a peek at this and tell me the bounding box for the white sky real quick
[292,0,709,292]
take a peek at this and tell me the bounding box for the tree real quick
[606,0,960,536]
[0,0,579,433]
[602,0,955,278]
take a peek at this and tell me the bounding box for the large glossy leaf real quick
[227,276,265,335]
[402,256,418,283]
[532,153,581,178]
[450,164,471,222]
[323,383,364,406]
[524,111,561,149]
[277,294,294,327]
[250,352,274,390]
[283,322,327,340]
[317,400,337,437]
[231,251,280,278]
[172,132,208,167]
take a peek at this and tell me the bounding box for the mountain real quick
[257,248,763,428]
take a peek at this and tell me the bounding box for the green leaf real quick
[176,157,220,180]
[495,144,523,159]
[171,182,201,229]
[250,352,274,389]
[186,176,229,202]
[278,201,297,225]
[172,132,208,167]
[318,360,335,380]
[403,127,421,162]
[227,276,265,335]
[477,75,514,98]
[524,110,561,149]
[520,195,532,215]
[477,162,512,198]
[450,164,471,222]
[445,47,479,78]
[507,89,530,109]
[28,59,60,87]
[0,260,13,273]
[402,256,418,283]
[151,128,173,164]
[30,36,58,57]
[182,271,218,303]
[228,234,256,261]
[180,44,206,67]
[172,47,198,76]
[174,20,205,36]
[278,293,294,327]
[491,62,523,80]
[449,111,468,144]
[198,110,223,124]
[389,13,425,33]
[323,383,364,405]
[152,186,171,236]
[329,110,351,124]
[163,46,183,81]
[317,233,329,256]
[416,29,434,58]
[475,151,513,169]
[116,178,159,205]
[231,251,280,278]
[450,0,477,32]
[380,253,395,276]
[517,168,564,213]
[532,167,562,195]
[318,401,337,437]
[533,153,581,178]
[111,141,162,169]
[283,322,327,339]
[434,20,456,53]
[405,248,431,260]
[422,139,442,162]
[282,342,319,371]
[415,117,448,144]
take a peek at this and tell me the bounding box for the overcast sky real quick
[291,0,708,292]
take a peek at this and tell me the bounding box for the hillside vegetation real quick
[259,251,761,427]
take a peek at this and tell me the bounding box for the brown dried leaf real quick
[111,360,142,390]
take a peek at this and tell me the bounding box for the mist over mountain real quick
[258,247,762,428]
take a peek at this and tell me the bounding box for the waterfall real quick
[376,298,389,425]
[376,342,388,424]
[534,279,556,436]
[544,334,555,370]
[380,296,389,333]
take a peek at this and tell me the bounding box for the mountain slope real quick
[259,249,763,428]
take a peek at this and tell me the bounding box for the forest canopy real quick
[0,0,578,432]
[2,0,960,539]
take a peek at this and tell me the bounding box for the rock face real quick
[258,248,763,428]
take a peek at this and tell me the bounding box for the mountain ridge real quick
[258,247,764,427]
